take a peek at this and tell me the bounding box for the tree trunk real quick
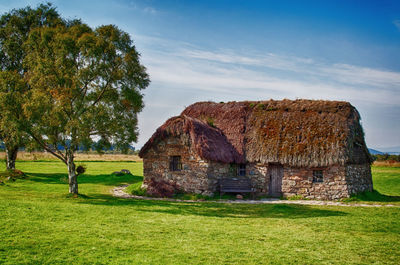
[66,151,78,194]
[5,145,18,170]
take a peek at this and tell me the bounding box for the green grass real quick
[0,161,399,264]
[341,166,400,204]
[124,175,147,196]
[372,166,400,195]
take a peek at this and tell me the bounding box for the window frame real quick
[238,164,246,176]
[312,170,324,183]
[169,156,182,171]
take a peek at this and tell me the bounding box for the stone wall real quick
[345,164,373,195]
[143,137,274,196]
[246,164,269,194]
[142,135,233,196]
[142,135,372,200]
[281,165,350,200]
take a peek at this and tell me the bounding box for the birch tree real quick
[23,22,150,194]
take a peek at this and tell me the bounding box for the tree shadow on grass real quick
[16,172,348,219]
[24,172,143,186]
[345,190,400,203]
[23,173,66,184]
[76,193,347,219]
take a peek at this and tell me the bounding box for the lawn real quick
[0,161,399,264]
[371,166,400,195]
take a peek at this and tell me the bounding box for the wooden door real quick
[269,164,283,197]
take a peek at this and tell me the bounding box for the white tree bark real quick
[66,150,78,194]
[5,145,18,170]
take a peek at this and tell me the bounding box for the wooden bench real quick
[219,177,255,199]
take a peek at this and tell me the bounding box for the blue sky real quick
[1,0,400,150]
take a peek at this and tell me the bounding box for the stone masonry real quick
[142,135,373,200]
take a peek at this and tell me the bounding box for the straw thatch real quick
[139,115,244,163]
[140,99,372,167]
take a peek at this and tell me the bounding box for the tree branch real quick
[91,78,111,107]
[76,77,112,117]
[28,132,67,164]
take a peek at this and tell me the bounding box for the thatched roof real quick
[139,115,244,163]
[140,99,372,167]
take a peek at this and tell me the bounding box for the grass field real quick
[371,166,400,195]
[0,161,399,264]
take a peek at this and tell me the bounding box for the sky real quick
[1,0,400,151]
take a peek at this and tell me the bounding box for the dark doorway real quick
[269,164,283,197]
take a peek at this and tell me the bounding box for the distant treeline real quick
[372,154,400,162]
[0,141,138,155]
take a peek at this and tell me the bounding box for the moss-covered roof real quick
[140,99,372,166]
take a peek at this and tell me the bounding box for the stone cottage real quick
[139,99,373,200]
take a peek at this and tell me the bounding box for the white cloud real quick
[143,6,157,14]
[134,35,400,148]
[320,63,400,88]
[116,1,158,15]
[181,49,315,73]
[138,37,400,105]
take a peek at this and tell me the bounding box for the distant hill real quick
[368,148,384,155]
[368,147,400,155]
[378,146,400,155]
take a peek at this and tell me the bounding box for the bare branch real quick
[28,132,67,164]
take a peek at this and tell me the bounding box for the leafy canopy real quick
[23,21,150,162]
[0,71,28,148]
[0,3,63,152]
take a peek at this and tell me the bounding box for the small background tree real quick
[0,3,62,169]
[0,71,29,169]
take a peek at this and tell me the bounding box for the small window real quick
[313,170,323,183]
[238,164,246,176]
[169,156,182,171]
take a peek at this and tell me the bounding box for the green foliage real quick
[372,154,400,162]
[206,117,215,127]
[0,3,62,67]
[125,181,147,196]
[0,161,399,264]
[23,22,150,154]
[0,3,150,192]
[76,164,86,175]
[287,194,306,200]
[229,163,237,175]
[0,3,62,167]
